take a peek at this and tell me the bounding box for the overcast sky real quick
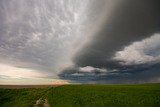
[0,0,160,84]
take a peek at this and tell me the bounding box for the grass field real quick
[0,84,160,107]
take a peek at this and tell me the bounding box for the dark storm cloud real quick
[74,0,160,69]
[59,0,160,83]
[59,63,160,83]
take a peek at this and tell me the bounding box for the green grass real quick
[0,88,48,107]
[0,84,160,107]
[47,84,160,107]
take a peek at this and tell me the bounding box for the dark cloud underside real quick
[59,0,160,83]
[74,0,160,69]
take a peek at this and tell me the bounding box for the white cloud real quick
[113,33,160,65]
[79,66,107,72]
[71,73,85,76]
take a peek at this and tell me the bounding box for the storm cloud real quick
[0,0,116,83]
[59,0,160,83]
[74,0,160,68]
[0,0,160,84]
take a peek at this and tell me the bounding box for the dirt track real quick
[34,98,50,107]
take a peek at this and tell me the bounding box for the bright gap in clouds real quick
[114,33,160,65]
[0,64,46,79]
[0,64,49,85]
[0,64,69,85]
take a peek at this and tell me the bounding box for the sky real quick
[0,0,160,84]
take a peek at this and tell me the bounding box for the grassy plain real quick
[0,84,160,107]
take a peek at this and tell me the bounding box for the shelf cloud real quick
[59,0,160,83]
